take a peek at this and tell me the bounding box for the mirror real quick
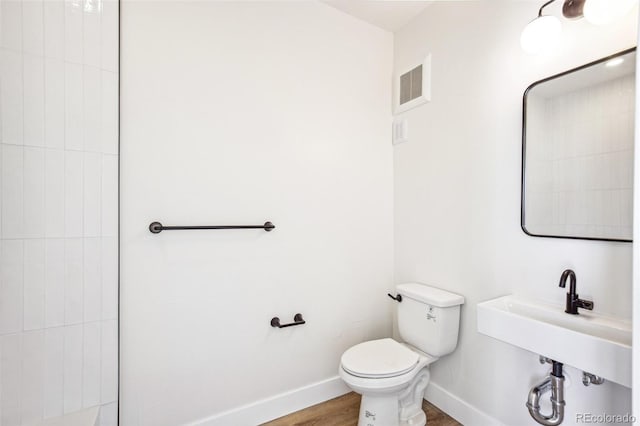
[522,48,636,242]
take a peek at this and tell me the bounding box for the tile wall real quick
[0,0,118,424]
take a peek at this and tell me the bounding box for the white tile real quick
[45,149,65,238]
[84,152,101,236]
[0,241,23,335]
[101,71,118,154]
[101,154,117,237]
[43,327,64,418]
[1,0,22,51]
[23,239,45,331]
[2,144,24,239]
[45,58,65,150]
[63,324,83,414]
[45,239,65,328]
[101,320,117,404]
[98,401,118,426]
[64,238,83,325]
[24,147,46,239]
[83,0,101,67]
[23,55,46,148]
[21,330,45,425]
[82,322,101,407]
[65,151,83,237]
[1,50,24,145]
[1,333,22,425]
[602,190,617,229]
[44,0,65,60]
[621,189,633,228]
[83,237,101,322]
[101,0,118,72]
[608,111,624,152]
[22,0,43,56]
[0,146,3,238]
[101,237,117,320]
[83,66,101,153]
[620,150,633,189]
[65,63,83,151]
[65,0,83,64]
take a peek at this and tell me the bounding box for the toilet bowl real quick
[339,283,464,426]
[340,338,437,426]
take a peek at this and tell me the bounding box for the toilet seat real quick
[339,339,437,395]
[341,338,419,378]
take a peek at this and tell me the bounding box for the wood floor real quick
[262,392,461,426]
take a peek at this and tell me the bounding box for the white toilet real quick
[339,283,464,426]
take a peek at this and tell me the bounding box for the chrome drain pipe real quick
[526,360,565,426]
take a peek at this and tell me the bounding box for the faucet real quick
[558,269,593,315]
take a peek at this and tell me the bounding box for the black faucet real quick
[558,269,594,315]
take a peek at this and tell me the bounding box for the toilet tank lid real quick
[396,283,465,307]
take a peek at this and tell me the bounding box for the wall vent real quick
[395,54,431,115]
[400,65,423,105]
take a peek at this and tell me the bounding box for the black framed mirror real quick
[522,47,636,242]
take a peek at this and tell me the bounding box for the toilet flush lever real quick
[387,293,402,302]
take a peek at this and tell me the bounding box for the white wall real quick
[120,2,393,425]
[0,0,119,424]
[394,1,636,425]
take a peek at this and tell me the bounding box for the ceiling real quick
[322,1,433,32]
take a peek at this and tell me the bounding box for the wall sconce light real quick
[521,0,638,54]
[520,7,561,55]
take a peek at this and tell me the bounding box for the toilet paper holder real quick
[271,313,306,328]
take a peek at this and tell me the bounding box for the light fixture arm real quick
[538,0,558,16]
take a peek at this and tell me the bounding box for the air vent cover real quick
[395,54,431,115]
[400,64,423,105]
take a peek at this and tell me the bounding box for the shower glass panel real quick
[0,0,118,424]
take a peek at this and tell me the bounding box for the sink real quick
[477,295,632,388]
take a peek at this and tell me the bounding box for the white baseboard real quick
[189,376,503,426]
[190,376,350,426]
[425,382,505,426]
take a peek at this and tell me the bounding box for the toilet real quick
[339,283,464,426]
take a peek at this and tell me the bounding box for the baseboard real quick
[190,376,350,426]
[425,382,506,426]
[190,375,503,426]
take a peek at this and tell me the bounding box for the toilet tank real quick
[396,283,465,357]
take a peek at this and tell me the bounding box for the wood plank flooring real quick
[262,392,461,426]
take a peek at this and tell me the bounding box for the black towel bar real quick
[149,221,275,234]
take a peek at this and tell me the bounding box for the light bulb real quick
[520,15,562,55]
[584,0,637,25]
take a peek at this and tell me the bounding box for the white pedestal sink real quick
[477,295,632,388]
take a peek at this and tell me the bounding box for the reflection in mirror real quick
[522,48,636,242]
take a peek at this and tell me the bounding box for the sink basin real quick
[477,295,632,388]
